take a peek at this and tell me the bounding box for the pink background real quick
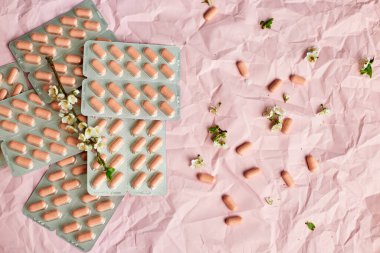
[1,0,380,252]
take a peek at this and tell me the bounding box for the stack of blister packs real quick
[1,0,180,251]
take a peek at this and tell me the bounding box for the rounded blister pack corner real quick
[82,40,181,84]
[23,153,124,252]
[80,78,181,120]
[8,0,110,74]
[28,30,118,104]
[86,117,167,196]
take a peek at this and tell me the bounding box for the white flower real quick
[65,125,78,133]
[78,122,87,131]
[263,108,274,119]
[67,94,78,105]
[190,155,205,169]
[84,126,100,139]
[62,113,76,125]
[77,142,92,151]
[305,47,319,63]
[58,100,72,111]
[273,105,285,117]
[48,85,59,99]
[72,89,80,97]
[271,121,283,132]
[318,104,331,116]
[57,93,65,101]
[94,139,106,151]
[78,133,86,142]
[213,139,228,148]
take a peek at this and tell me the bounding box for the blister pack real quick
[23,153,123,252]
[81,78,180,120]
[28,31,117,103]
[0,62,30,169]
[82,41,181,83]
[87,117,167,196]
[0,90,83,176]
[9,0,109,73]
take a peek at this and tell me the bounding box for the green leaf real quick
[260,18,273,29]
[208,125,219,134]
[305,221,316,231]
[106,167,116,181]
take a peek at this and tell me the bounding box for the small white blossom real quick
[305,47,319,63]
[62,113,76,125]
[78,122,87,131]
[94,139,106,151]
[67,94,78,105]
[48,85,59,99]
[263,108,274,119]
[213,140,228,148]
[271,121,283,132]
[318,104,331,116]
[58,100,73,111]
[85,126,100,139]
[57,93,65,101]
[273,105,285,117]
[72,89,80,97]
[78,133,86,142]
[190,155,205,169]
[65,125,78,133]
[77,142,93,151]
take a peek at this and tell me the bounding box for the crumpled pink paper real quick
[1,0,380,252]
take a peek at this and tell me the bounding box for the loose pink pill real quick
[236,60,249,78]
[203,6,218,21]
[281,170,294,187]
[196,172,216,184]
[235,141,252,155]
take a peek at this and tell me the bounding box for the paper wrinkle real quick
[0,0,380,252]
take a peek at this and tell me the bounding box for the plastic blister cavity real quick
[87,117,167,196]
[81,78,180,120]
[23,153,123,252]
[0,90,83,176]
[28,30,117,104]
[82,41,181,84]
[0,62,30,169]
[8,0,109,73]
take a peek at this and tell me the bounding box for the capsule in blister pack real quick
[28,30,117,104]
[9,0,110,73]
[0,90,83,176]
[0,62,30,169]
[23,153,123,252]
[83,41,181,83]
[81,78,180,120]
[87,117,167,196]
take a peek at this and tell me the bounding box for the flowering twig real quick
[305,47,319,63]
[45,56,116,180]
[360,57,374,78]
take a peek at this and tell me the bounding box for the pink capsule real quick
[108,60,123,76]
[45,24,63,35]
[89,80,105,97]
[28,200,47,212]
[6,67,18,84]
[109,119,124,135]
[143,47,158,63]
[43,127,60,140]
[62,179,80,191]
[108,45,124,60]
[125,61,141,77]
[143,63,158,79]
[15,41,33,51]
[160,64,175,80]
[81,193,99,203]
[30,33,48,43]
[126,46,141,61]
[108,172,124,189]
[148,172,164,189]
[62,221,80,234]
[124,99,140,115]
[109,154,124,168]
[15,156,32,169]
[125,83,140,99]
[142,84,158,100]
[92,43,106,59]
[38,185,56,197]
[131,154,146,171]
[57,156,76,167]
[75,8,93,19]
[11,84,24,96]
[148,155,163,170]
[42,210,61,221]
[147,120,162,136]
[141,100,157,116]
[92,172,106,189]
[47,170,66,182]
[24,53,41,65]
[107,98,122,114]
[109,137,123,153]
[26,134,43,147]
[76,231,95,243]
[131,172,147,189]
[83,20,100,31]
[107,82,123,98]
[8,140,26,153]
[131,120,146,136]
[49,143,67,155]
[0,89,7,100]
[69,28,86,39]
[131,137,146,153]
[0,120,18,133]
[91,59,106,76]
[89,96,105,113]
[11,99,29,112]
[54,37,71,48]
[32,150,50,162]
